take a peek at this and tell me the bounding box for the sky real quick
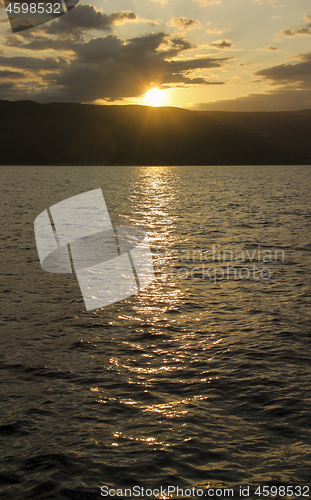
[0,0,310,110]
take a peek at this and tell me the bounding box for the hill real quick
[0,100,310,165]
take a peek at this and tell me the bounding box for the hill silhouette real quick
[0,100,310,165]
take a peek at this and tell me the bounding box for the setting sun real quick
[144,88,167,107]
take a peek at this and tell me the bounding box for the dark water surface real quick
[0,166,311,499]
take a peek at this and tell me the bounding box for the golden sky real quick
[0,0,310,110]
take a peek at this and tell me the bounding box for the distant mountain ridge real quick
[0,100,310,165]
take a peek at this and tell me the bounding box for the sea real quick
[0,165,311,500]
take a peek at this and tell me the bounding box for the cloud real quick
[167,55,229,72]
[193,51,311,111]
[3,5,157,52]
[255,53,311,87]
[0,69,26,79]
[206,28,223,34]
[0,0,8,24]
[210,38,232,49]
[148,0,168,6]
[42,5,138,35]
[253,0,280,5]
[194,0,222,4]
[0,2,143,33]
[257,45,279,51]
[0,32,230,102]
[238,62,255,67]
[4,31,81,51]
[168,17,200,30]
[191,88,311,111]
[277,14,311,37]
[0,81,19,91]
[0,55,67,99]
[0,55,67,71]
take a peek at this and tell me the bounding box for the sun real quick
[144,88,167,107]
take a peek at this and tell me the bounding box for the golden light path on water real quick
[89,166,224,461]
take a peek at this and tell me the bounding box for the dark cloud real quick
[169,17,200,29]
[74,32,166,68]
[193,52,311,112]
[43,33,229,101]
[3,5,154,51]
[0,69,25,79]
[281,27,311,36]
[109,11,137,25]
[210,38,232,49]
[0,55,67,71]
[255,53,311,87]
[162,73,223,85]
[278,14,311,37]
[2,4,138,40]
[43,5,137,35]
[0,81,18,90]
[5,32,227,102]
[168,37,196,52]
[4,33,79,51]
[297,53,311,62]
[72,32,220,74]
[167,56,230,72]
[192,89,311,112]
[238,62,254,67]
[256,45,278,52]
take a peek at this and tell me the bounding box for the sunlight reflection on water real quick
[0,165,311,497]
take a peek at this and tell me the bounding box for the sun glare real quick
[144,88,167,107]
